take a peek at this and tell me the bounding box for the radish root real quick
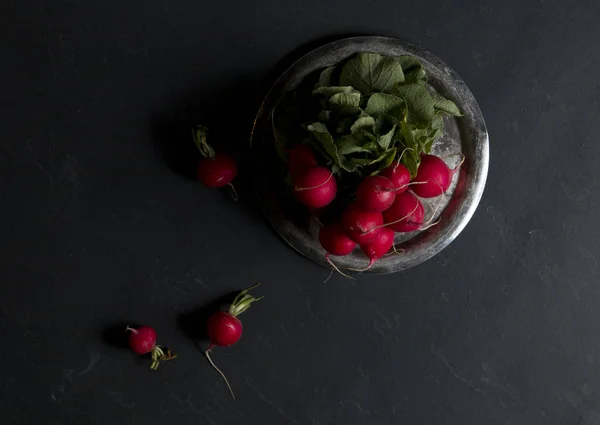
[364,204,419,234]
[392,243,405,255]
[348,258,375,272]
[451,154,466,173]
[205,348,235,400]
[325,254,354,279]
[228,183,239,201]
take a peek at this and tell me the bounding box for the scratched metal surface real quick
[253,37,489,273]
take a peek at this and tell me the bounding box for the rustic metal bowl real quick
[251,36,489,274]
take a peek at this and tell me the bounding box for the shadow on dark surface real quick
[150,34,367,241]
[101,322,137,349]
[177,291,239,349]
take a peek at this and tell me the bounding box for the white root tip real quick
[205,350,236,400]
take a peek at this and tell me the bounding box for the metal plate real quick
[251,36,489,274]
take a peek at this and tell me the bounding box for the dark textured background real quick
[2,1,600,424]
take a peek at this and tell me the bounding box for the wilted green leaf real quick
[400,121,423,177]
[329,92,361,109]
[312,86,358,98]
[397,56,427,84]
[307,123,340,165]
[317,66,337,87]
[364,93,405,117]
[350,116,376,134]
[431,93,462,116]
[376,124,397,150]
[395,83,435,123]
[318,110,331,122]
[340,52,405,94]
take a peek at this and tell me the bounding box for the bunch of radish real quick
[192,125,239,197]
[317,153,463,272]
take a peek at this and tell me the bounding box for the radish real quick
[197,153,238,188]
[411,154,461,198]
[357,227,395,270]
[319,223,356,278]
[380,161,411,193]
[383,191,425,232]
[341,204,384,244]
[319,223,357,256]
[288,143,317,178]
[193,125,238,189]
[126,325,176,370]
[355,175,396,212]
[205,283,263,399]
[294,166,337,208]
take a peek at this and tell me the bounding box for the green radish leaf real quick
[313,86,358,98]
[400,121,422,177]
[376,124,397,150]
[340,52,405,94]
[338,136,369,155]
[431,93,463,116]
[364,93,405,117]
[307,122,360,172]
[380,147,398,169]
[395,83,435,123]
[397,56,427,84]
[307,123,340,165]
[329,92,361,108]
[318,110,332,122]
[336,116,356,134]
[317,66,337,87]
[350,116,376,134]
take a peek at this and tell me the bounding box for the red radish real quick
[207,312,242,347]
[197,153,238,188]
[380,162,411,193]
[193,125,238,190]
[205,283,263,399]
[341,204,384,244]
[294,166,337,208]
[288,143,317,178]
[126,326,176,370]
[411,154,460,198]
[357,227,395,270]
[355,175,396,212]
[319,223,356,256]
[383,191,425,232]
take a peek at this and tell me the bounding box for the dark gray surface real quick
[2,1,600,424]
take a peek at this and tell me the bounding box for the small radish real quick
[341,204,384,244]
[355,175,396,213]
[411,154,462,198]
[197,153,238,188]
[383,191,424,232]
[126,325,177,370]
[294,166,337,208]
[288,143,317,178]
[205,283,263,399]
[193,125,238,190]
[380,161,411,193]
[319,223,356,278]
[356,227,395,270]
[319,223,356,256]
